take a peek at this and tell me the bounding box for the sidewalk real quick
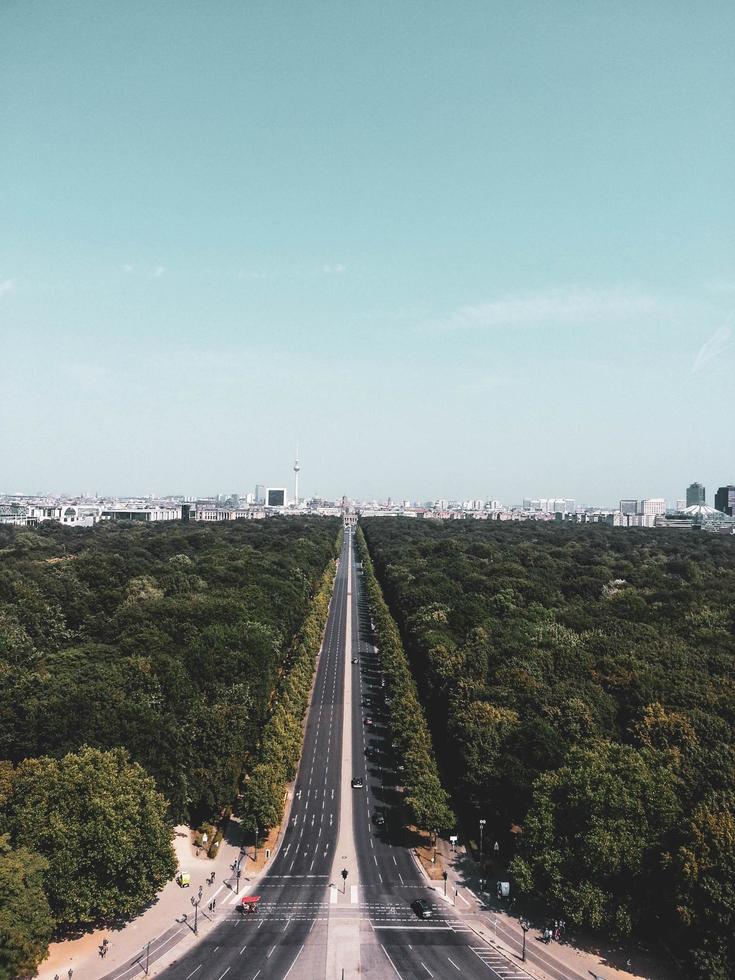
[413,834,679,980]
[36,811,286,980]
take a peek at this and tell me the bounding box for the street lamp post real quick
[479,818,486,865]
[254,820,259,863]
[191,895,200,934]
[520,917,530,961]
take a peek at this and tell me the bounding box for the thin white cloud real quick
[0,278,15,297]
[322,263,346,274]
[692,318,733,374]
[238,269,269,280]
[457,376,518,393]
[705,277,735,294]
[422,287,671,333]
[153,266,166,278]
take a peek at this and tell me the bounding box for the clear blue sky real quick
[1,1,733,504]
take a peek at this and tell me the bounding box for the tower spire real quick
[293,450,301,507]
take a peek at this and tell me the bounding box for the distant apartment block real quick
[639,498,666,516]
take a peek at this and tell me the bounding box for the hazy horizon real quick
[2,2,733,502]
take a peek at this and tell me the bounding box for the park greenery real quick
[0,517,339,977]
[355,527,454,832]
[360,518,735,979]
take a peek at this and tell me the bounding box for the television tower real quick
[293,452,301,506]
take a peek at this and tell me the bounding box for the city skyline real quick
[2,469,733,511]
[3,471,734,512]
[1,3,734,501]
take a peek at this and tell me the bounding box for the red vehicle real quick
[239,895,261,915]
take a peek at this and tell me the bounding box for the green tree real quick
[4,747,176,927]
[676,791,735,979]
[0,836,55,980]
[510,740,680,934]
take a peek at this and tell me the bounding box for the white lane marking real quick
[282,943,305,978]
[239,946,247,955]
[350,884,358,903]
[381,944,405,979]
[447,957,460,971]
[330,887,338,904]
[215,969,230,980]
[456,890,471,906]
[185,968,201,979]
[267,944,276,958]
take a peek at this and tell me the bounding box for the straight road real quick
[158,535,350,980]
[152,529,540,980]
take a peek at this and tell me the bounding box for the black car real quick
[351,777,364,788]
[412,898,432,919]
[373,811,385,827]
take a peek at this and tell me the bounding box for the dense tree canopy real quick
[0,517,339,967]
[0,517,339,821]
[3,747,176,927]
[361,518,735,978]
[0,836,54,980]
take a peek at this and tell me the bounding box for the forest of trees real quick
[361,518,735,979]
[0,517,339,977]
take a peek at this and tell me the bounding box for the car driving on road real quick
[412,898,432,919]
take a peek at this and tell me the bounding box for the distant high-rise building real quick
[620,499,638,515]
[686,482,706,507]
[266,488,287,507]
[640,498,666,516]
[675,499,686,512]
[255,484,266,505]
[715,485,735,516]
